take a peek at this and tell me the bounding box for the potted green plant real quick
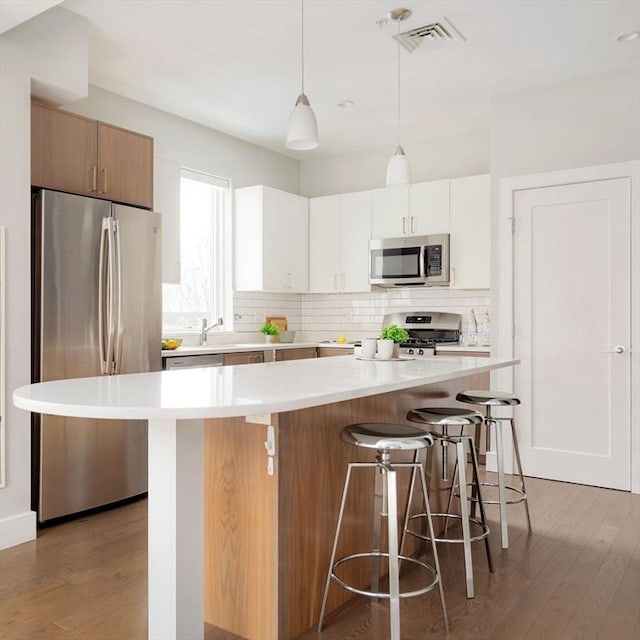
[378,324,409,359]
[260,321,280,343]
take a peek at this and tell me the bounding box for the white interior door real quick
[513,178,631,490]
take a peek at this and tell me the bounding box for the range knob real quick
[418,349,425,356]
[407,348,414,355]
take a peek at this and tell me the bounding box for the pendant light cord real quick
[301,0,305,94]
[396,20,401,146]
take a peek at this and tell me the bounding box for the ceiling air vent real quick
[393,17,465,53]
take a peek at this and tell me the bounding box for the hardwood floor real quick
[1,474,638,640]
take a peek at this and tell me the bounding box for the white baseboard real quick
[0,510,37,550]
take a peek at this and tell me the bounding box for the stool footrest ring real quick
[406,513,490,544]
[454,482,527,505]
[331,552,439,600]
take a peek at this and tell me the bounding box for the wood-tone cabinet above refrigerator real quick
[31,102,154,209]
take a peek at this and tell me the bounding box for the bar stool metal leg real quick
[385,464,401,640]
[456,438,475,597]
[469,436,493,573]
[510,418,533,534]
[318,464,353,631]
[416,461,450,634]
[371,466,384,597]
[493,417,509,549]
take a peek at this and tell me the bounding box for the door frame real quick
[494,161,640,493]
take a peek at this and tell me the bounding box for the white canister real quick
[362,337,378,359]
[376,338,395,360]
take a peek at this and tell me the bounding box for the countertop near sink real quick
[161,341,489,358]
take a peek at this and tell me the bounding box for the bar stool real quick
[456,390,532,549]
[318,423,449,640]
[406,407,493,599]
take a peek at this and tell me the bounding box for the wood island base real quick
[204,372,488,640]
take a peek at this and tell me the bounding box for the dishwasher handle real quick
[164,354,224,370]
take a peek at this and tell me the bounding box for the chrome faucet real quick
[200,317,223,345]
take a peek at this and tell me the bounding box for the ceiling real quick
[26,1,640,158]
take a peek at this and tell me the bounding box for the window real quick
[162,169,231,334]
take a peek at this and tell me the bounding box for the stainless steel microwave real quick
[369,234,450,287]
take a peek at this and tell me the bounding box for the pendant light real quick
[286,0,318,150]
[386,8,411,186]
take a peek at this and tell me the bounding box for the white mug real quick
[362,337,377,359]
[377,339,395,360]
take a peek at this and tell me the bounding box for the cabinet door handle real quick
[100,168,108,194]
[340,273,346,289]
[451,267,456,286]
[89,166,97,192]
[333,274,338,290]
[402,216,407,234]
[410,216,416,233]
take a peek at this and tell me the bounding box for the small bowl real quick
[162,338,183,350]
[279,330,296,343]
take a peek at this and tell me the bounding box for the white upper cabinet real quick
[449,174,491,289]
[309,191,371,293]
[372,181,450,238]
[409,180,450,235]
[234,185,308,293]
[371,185,409,238]
[154,157,181,284]
[309,196,340,292]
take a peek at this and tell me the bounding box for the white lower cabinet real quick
[449,174,490,289]
[234,185,308,292]
[309,191,371,293]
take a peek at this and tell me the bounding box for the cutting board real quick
[266,316,287,343]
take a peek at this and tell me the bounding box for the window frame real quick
[161,168,232,335]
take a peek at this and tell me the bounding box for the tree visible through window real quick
[162,169,230,333]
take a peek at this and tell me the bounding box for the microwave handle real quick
[419,245,427,278]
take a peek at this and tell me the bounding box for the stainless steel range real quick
[382,311,461,357]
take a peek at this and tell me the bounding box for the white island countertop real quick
[14,354,515,421]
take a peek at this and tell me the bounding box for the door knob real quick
[601,345,625,354]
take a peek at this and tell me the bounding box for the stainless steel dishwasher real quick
[163,354,224,370]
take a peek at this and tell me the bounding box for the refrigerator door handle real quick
[98,218,110,374]
[112,220,124,374]
[106,217,117,374]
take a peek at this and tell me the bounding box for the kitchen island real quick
[14,354,517,640]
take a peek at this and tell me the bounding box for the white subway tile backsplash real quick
[233,288,490,337]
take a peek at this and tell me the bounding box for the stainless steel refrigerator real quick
[32,189,162,522]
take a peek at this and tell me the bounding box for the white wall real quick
[66,86,300,193]
[491,65,640,179]
[0,7,89,550]
[300,128,489,197]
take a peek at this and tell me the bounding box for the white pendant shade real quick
[286,93,318,150]
[386,145,411,186]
